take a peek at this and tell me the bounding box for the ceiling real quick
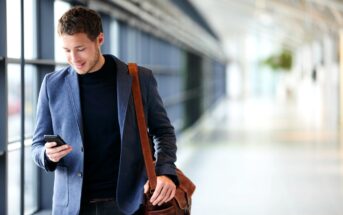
[189,0,343,50]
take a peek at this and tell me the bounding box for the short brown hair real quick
[57,6,103,41]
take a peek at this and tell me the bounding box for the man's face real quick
[61,32,104,75]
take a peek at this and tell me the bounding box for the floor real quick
[176,97,343,215]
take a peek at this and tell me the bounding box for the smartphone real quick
[44,134,67,147]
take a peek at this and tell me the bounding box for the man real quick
[31,6,178,215]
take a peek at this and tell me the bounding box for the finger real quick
[48,146,72,162]
[158,185,175,205]
[162,187,173,203]
[55,145,72,152]
[158,189,171,205]
[166,187,176,202]
[45,142,57,148]
[152,185,168,206]
[52,147,72,162]
[150,183,163,203]
[46,145,70,156]
[144,181,149,194]
[57,146,73,157]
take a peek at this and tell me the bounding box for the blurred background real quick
[1,0,343,214]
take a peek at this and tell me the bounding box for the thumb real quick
[144,180,149,194]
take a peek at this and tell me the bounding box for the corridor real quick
[177,97,343,215]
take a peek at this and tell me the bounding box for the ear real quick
[97,32,104,46]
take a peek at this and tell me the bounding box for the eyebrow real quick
[63,45,84,50]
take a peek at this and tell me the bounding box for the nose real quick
[70,51,80,63]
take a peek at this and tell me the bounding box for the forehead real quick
[60,32,93,47]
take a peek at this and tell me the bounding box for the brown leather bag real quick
[128,63,196,215]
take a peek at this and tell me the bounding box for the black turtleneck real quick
[78,55,120,201]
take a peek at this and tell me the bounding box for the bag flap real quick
[176,168,196,197]
[174,168,196,209]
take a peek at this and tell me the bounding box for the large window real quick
[24,65,38,138]
[5,140,38,215]
[25,0,37,59]
[24,140,38,214]
[118,24,185,130]
[7,149,21,215]
[6,0,37,59]
[110,20,119,57]
[6,0,21,59]
[54,0,70,63]
[7,0,37,143]
[7,64,21,142]
[6,0,39,214]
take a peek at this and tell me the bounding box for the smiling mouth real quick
[75,63,85,69]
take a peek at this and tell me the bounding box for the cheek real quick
[65,53,71,62]
[73,52,85,61]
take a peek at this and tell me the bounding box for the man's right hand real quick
[45,142,73,163]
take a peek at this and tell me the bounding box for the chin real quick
[75,69,87,75]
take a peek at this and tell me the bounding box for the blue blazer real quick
[31,55,177,215]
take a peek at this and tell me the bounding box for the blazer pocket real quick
[53,166,69,206]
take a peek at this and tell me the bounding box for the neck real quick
[89,54,105,73]
[97,55,105,69]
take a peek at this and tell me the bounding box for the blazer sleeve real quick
[144,70,178,179]
[31,75,57,172]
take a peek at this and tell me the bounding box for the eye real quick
[77,47,85,52]
[64,49,71,53]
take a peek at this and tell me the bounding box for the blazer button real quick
[81,147,84,152]
[77,172,83,177]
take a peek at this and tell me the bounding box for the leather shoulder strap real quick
[128,63,157,191]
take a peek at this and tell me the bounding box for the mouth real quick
[74,62,85,69]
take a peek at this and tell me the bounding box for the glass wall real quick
[6,65,36,142]
[6,0,21,59]
[25,0,37,60]
[110,20,119,57]
[118,23,185,130]
[6,0,39,213]
[7,64,21,143]
[117,22,226,131]
[54,0,70,64]
[6,63,22,215]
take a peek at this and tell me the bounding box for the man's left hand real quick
[144,175,176,206]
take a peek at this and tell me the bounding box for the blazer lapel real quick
[65,68,84,140]
[114,57,132,138]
